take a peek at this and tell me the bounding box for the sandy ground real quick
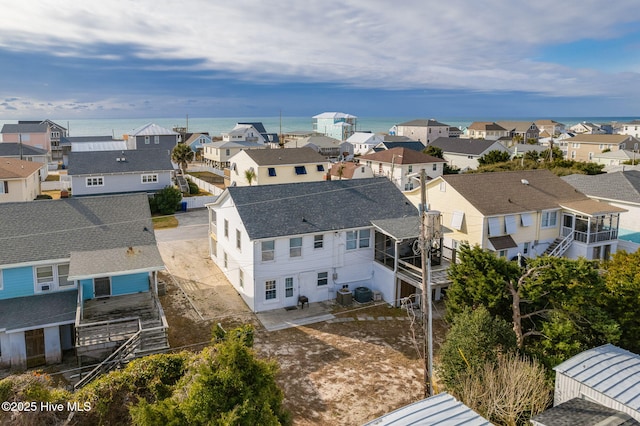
[156,212,448,426]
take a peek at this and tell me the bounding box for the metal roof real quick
[128,123,179,136]
[363,392,492,426]
[554,344,640,411]
[531,398,639,426]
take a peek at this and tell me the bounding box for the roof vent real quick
[521,179,529,185]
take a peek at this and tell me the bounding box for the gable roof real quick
[221,178,418,240]
[569,134,635,144]
[129,123,179,136]
[467,122,507,131]
[375,141,426,152]
[1,122,48,134]
[240,147,326,166]
[238,122,267,134]
[68,149,174,175]
[359,147,444,164]
[437,169,595,216]
[593,149,638,160]
[313,112,357,119]
[430,137,505,156]
[562,171,640,204]
[496,121,537,132]
[184,133,212,145]
[0,143,48,157]
[363,392,490,426]
[19,119,66,131]
[346,132,383,144]
[397,119,450,127]
[293,135,342,149]
[554,344,640,412]
[206,140,265,150]
[0,193,159,267]
[0,158,42,179]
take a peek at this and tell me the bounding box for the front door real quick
[562,214,574,236]
[94,277,111,298]
[25,328,46,368]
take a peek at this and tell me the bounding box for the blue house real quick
[0,194,167,369]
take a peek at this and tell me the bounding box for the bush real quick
[35,194,53,200]
[186,179,199,195]
[150,186,182,215]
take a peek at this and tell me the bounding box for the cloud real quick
[0,0,639,103]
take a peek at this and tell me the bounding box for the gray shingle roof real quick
[0,193,158,267]
[531,397,639,426]
[397,119,450,127]
[242,147,327,165]
[562,171,640,204]
[0,290,77,331]
[225,178,418,240]
[68,149,174,175]
[430,137,503,155]
[68,245,165,280]
[0,143,48,156]
[1,123,48,134]
[376,141,426,152]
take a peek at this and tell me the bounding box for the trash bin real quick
[181,201,188,212]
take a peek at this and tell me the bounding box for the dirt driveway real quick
[155,210,447,426]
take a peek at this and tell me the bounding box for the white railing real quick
[548,231,574,257]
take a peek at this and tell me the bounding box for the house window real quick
[223,251,228,268]
[521,213,533,227]
[0,181,7,194]
[295,166,307,175]
[317,272,328,286]
[265,280,276,300]
[36,266,54,285]
[236,229,241,250]
[225,149,230,156]
[314,234,324,249]
[432,164,437,171]
[523,242,530,255]
[290,237,302,257]
[408,165,413,173]
[347,230,370,250]
[488,217,501,236]
[439,182,446,192]
[58,264,72,287]
[86,177,104,187]
[239,269,244,288]
[498,250,507,258]
[541,211,558,228]
[51,131,60,138]
[571,151,576,159]
[154,135,159,144]
[268,167,277,177]
[144,136,150,144]
[451,211,464,230]
[224,219,229,238]
[261,240,275,261]
[94,277,111,297]
[285,277,294,297]
[588,152,593,160]
[505,215,517,234]
[317,164,325,172]
[141,174,158,183]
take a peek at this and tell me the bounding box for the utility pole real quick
[419,169,432,398]
[19,133,23,160]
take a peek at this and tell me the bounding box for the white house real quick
[346,132,385,155]
[206,178,419,313]
[222,122,280,148]
[569,122,606,135]
[358,147,445,191]
[429,137,511,171]
[395,119,452,145]
[618,119,640,138]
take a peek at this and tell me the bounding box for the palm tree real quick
[244,168,256,186]
[171,144,194,174]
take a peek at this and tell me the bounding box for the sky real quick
[0,1,639,120]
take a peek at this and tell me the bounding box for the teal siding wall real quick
[81,279,94,300]
[0,267,34,300]
[111,273,149,296]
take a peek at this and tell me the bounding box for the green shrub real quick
[149,186,182,214]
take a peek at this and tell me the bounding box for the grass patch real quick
[152,215,179,229]
[42,190,61,199]
[187,171,224,184]
[45,174,60,181]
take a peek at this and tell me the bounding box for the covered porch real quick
[371,217,453,307]
[559,199,627,260]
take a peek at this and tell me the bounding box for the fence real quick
[185,175,224,196]
[182,195,218,209]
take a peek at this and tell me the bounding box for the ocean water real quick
[2,116,638,138]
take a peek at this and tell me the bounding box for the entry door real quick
[25,328,46,368]
[94,277,111,298]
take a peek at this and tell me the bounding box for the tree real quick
[438,306,517,393]
[172,144,194,173]
[150,186,182,215]
[603,250,640,352]
[130,326,290,425]
[458,353,551,426]
[244,168,256,186]
[477,150,511,166]
[423,145,444,159]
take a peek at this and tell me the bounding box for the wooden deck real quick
[81,292,159,324]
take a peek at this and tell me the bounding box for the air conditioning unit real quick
[39,283,51,292]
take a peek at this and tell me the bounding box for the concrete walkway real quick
[256,301,336,332]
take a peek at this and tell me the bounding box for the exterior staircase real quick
[544,232,574,257]
[175,175,190,194]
